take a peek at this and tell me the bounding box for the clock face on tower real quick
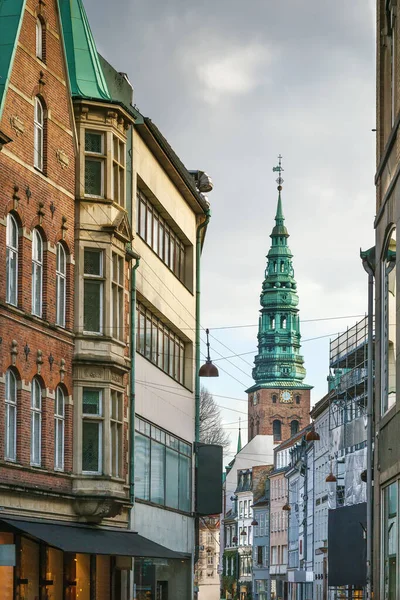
[280,390,293,403]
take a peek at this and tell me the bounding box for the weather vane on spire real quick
[272,154,284,191]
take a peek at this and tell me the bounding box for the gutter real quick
[128,248,140,507]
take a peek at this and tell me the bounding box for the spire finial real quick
[272,154,284,191]
[237,417,242,454]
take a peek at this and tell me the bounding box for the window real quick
[84,249,104,334]
[110,390,122,477]
[36,18,45,61]
[291,420,299,436]
[382,482,398,600]
[56,243,66,327]
[381,230,396,414]
[136,302,185,385]
[206,551,213,567]
[136,189,187,284]
[82,389,103,474]
[5,370,17,461]
[113,135,125,205]
[85,131,105,197]
[272,394,277,404]
[239,501,243,517]
[257,546,263,565]
[281,316,287,329]
[54,386,65,471]
[6,214,18,306]
[273,419,282,443]
[135,417,192,512]
[112,253,124,340]
[31,378,42,466]
[34,97,44,171]
[32,229,43,316]
[270,316,275,329]
[282,544,288,564]
[271,546,278,565]
[296,395,300,404]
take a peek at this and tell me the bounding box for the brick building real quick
[0,0,216,598]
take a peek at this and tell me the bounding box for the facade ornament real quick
[10,116,25,137]
[13,185,20,210]
[37,201,45,224]
[48,354,54,370]
[60,358,66,381]
[10,340,18,366]
[36,349,44,374]
[24,343,31,361]
[50,201,56,217]
[56,149,69,170]
[25,186,32,203]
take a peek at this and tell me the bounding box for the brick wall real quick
[0,0,75,493]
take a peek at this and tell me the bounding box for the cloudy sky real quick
[84,0,376,457]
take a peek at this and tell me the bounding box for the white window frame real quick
[56,243,66,327]
[5,370,17,462]
[84,131,105,198]
[82,389,103,475]
[54,387,65,471]
[83,249,104,335]
[36,18,43,60]
[32,229,43,317]
[31,378,42,466]
[34,97,44,171]
[6,213,18,306]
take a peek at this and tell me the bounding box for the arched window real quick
[36,18,44,60]
[6,213,18,306]
[270,316,275,330]
[272,394,277,404]
[291,420,299,436]
[280,262,284,273]
[32,229,43,316]
[34,97,44,171]
[31,378,42,466]
[273,420,281,443]
[281,316,287,329]
[55,387,65,471]
[296,395,300,404]
[56,243,66,327]
[5,370,17,461]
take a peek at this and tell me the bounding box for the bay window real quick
[6,213,18,306]
[32,229,43,317]
[82,389,103,474]
[56,243,66,327]
[5,370,17,461]
[83,249,104,334]
[31,378,42,466]
[113,135,125,205]
[110,390,122,477]
[85,131,105,197]
[135,417,192,512]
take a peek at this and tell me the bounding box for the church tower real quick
[246,157,312,443]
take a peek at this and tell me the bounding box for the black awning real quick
[1,517,189,560]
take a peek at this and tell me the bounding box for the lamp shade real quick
[251,519,258,526]
[282,502,291,511]
[305,429,320,442]
[199,360,219,377]
[232,536,238,544]
[326,472,337,483]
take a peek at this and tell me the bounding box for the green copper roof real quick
[236,419,242,454]
[0,0,27,120]
[58,0,111,101]
[246,189,312,393]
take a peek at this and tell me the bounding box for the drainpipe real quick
[360,247,375,600]
[195,208,211,443]
[127,248,140,508]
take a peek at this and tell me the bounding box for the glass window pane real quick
[135,433,150,500]
[85,131,103,153]
[84,280,102,332]
[145,317,152,359]
[152,321,158,363]
[82,421,101,472]
[179,454,191,512]
[139,200,146,238]
[157,328,163,368]
[85,159,102,196]
[153,216,159,254]
[84,250,102,276]
[139,312,145,354]
[150,440,165,505]
[166,447,179,509]
[83,389,101,415]
[147,209,153,246]
[159,223,164,259]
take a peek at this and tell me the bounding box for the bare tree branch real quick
[199,386,231,450]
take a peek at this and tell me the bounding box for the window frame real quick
[34,97,44,171]
[110,390,123,478]
[84,130,106,198]
[111,252,124,341]
[31,229,43,317]
[56,242,67,328]
[381,230,396,416]
[30,378,42,466]
[6,213,18,306]
[5,370,17,462]
[82,388,103,475]
[112,134,126,206]
[54,386,65,471]
[36,17,45,61]
[83,248,104,335]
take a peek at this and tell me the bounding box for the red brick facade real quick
[248,388,311,443]
[0,0,75,494]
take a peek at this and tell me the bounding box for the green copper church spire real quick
[247,157,311,392]
[236,417,242,454]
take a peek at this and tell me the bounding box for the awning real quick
[1,517,189,560]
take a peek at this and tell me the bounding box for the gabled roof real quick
[0,0,27,119]
[58,0,111,101]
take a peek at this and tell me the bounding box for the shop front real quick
[0,517,190,600]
